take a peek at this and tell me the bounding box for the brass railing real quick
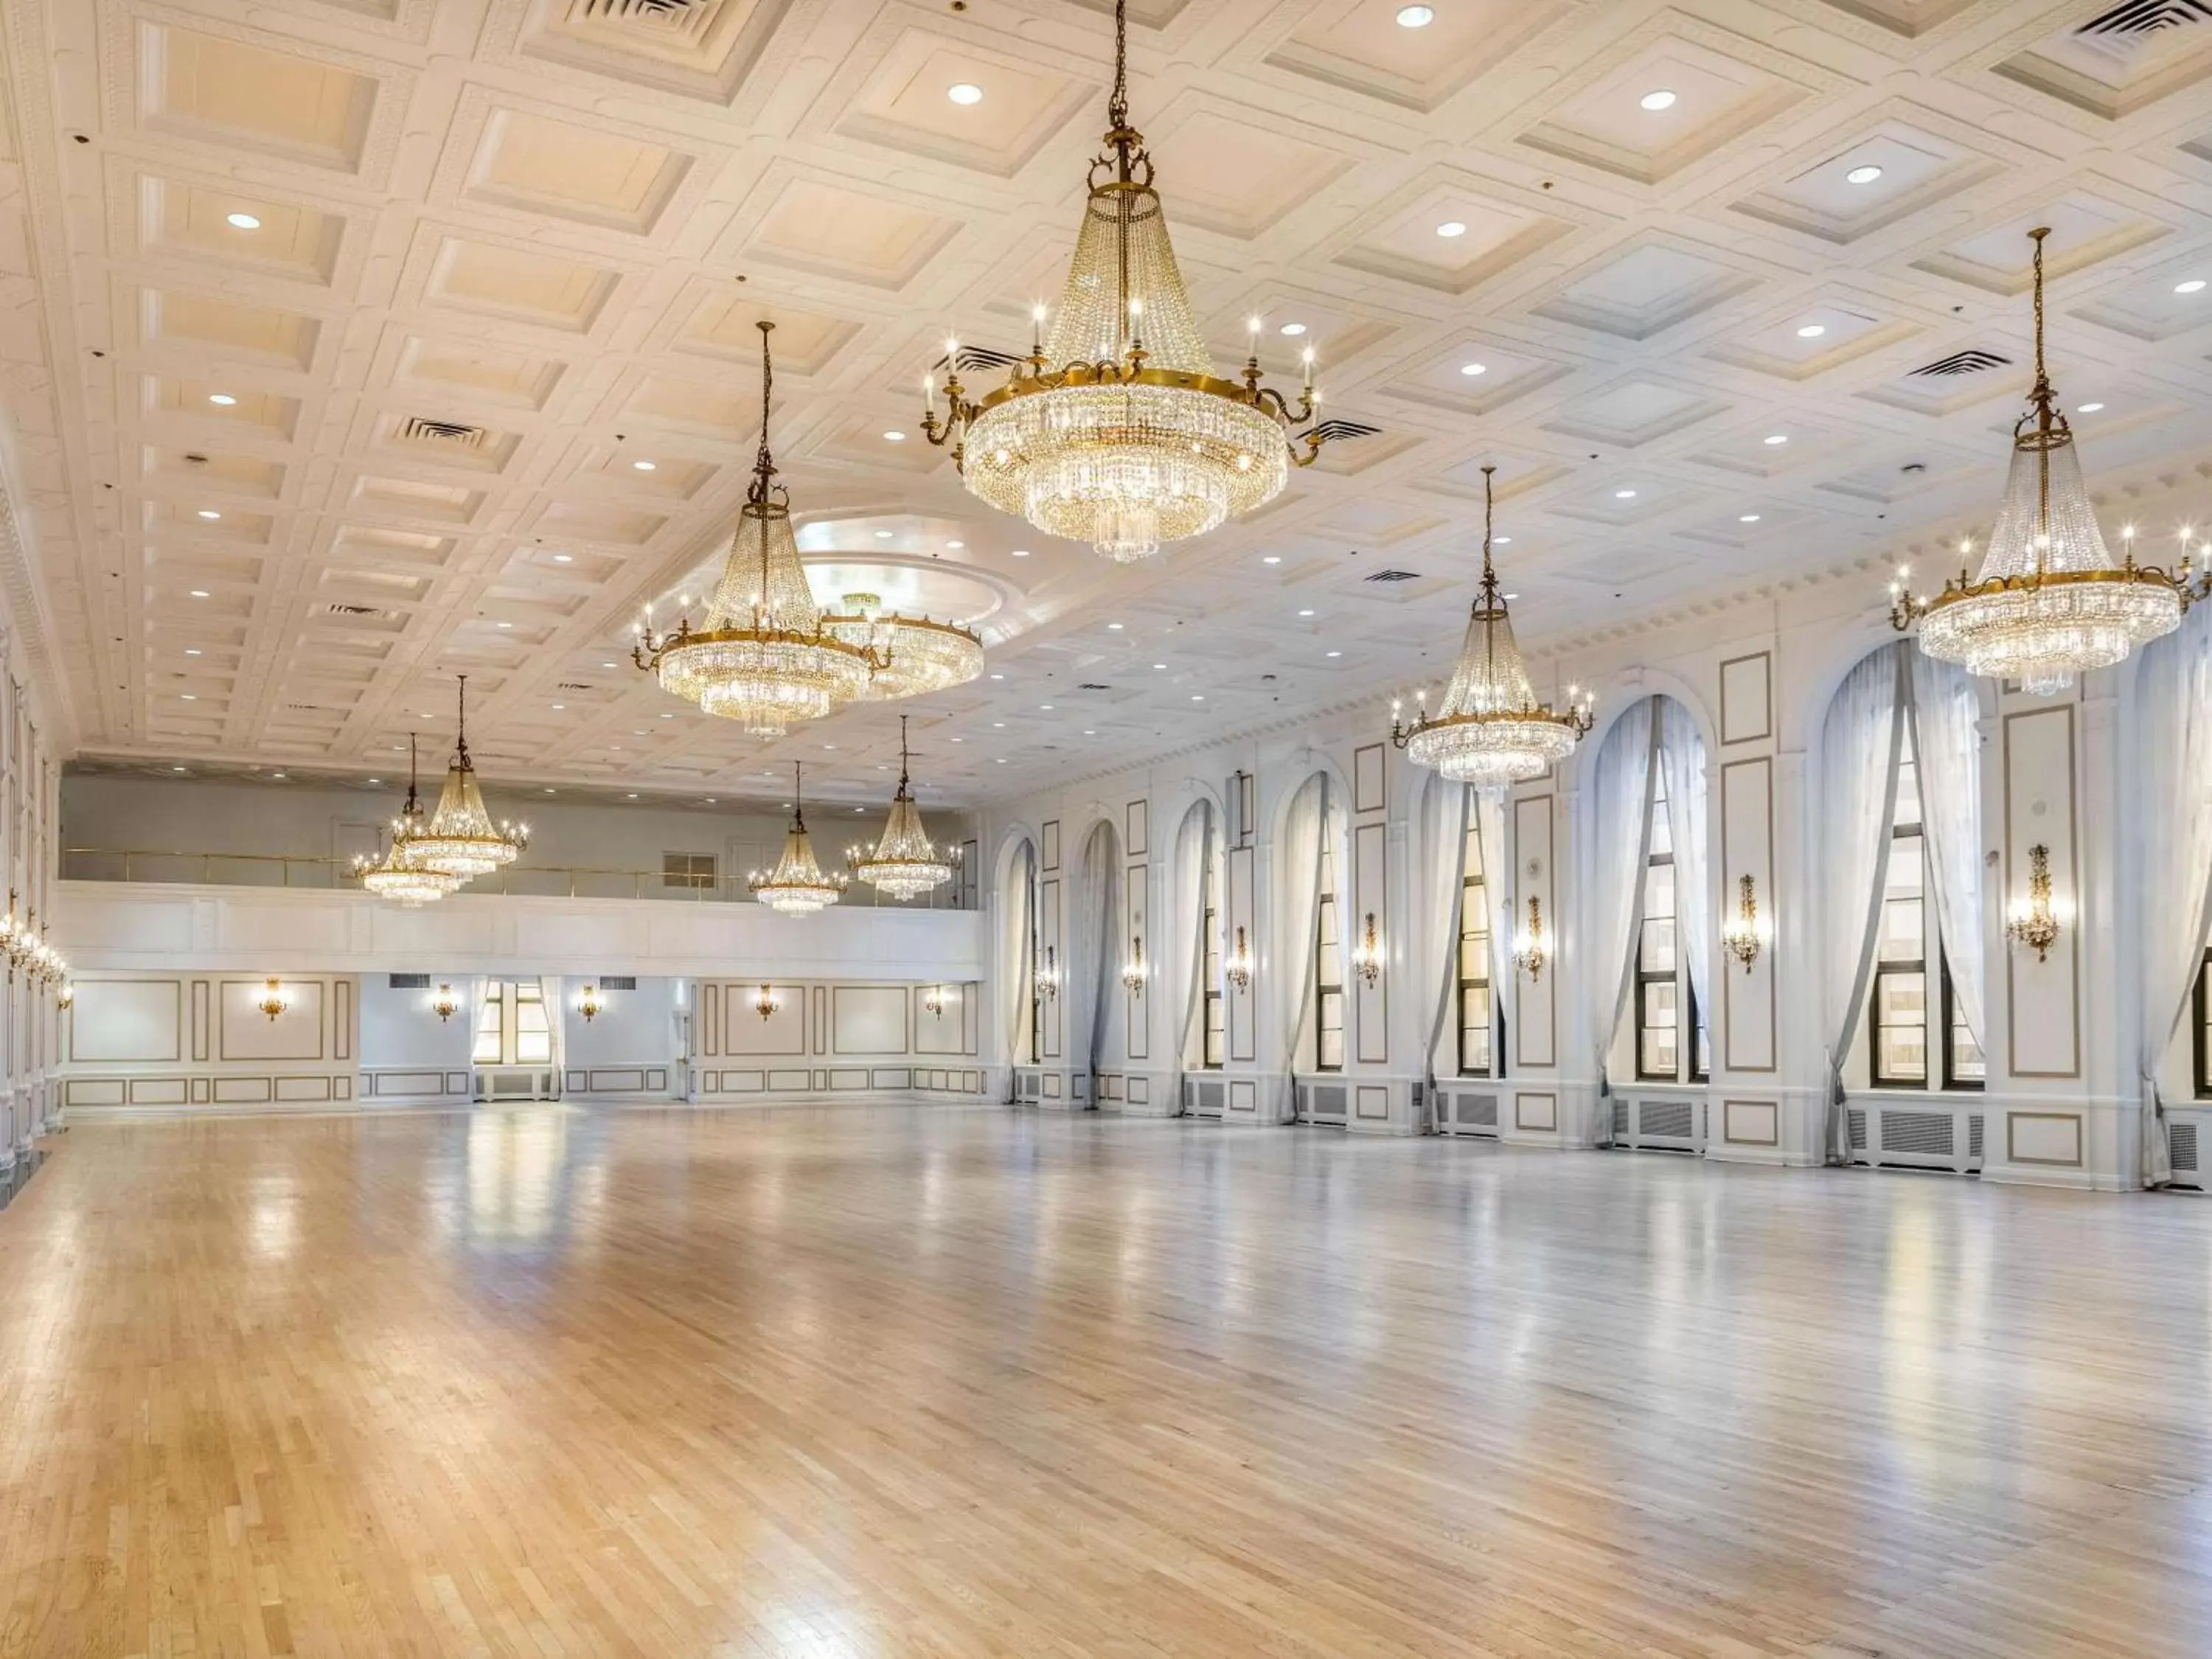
[60,848,975,910]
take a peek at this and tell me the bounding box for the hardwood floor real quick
[4,1105,2211,1658]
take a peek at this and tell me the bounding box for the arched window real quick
[1870,726,1984,1089]
[1634,762,1708,1082]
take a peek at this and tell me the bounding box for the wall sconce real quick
[754,984,782,1020]
[1350,911,1382,988]
[1121,937,1147,994]
[1225,925,1253,992]
[257,977,290,1020]
[578,984,604,1023]
[430,983,459,1023]
[922,984,947,1020]
[1512,897,1547,983]
[2007,843,2062,962]
[57,980,73,1011]
[1722,874,1762,973]
[1035,945,1060,1002]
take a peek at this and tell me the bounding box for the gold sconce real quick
[1225,925,1253,992]
[578,984,604,1023]
[1035,946,1060,1002]
[57,981,73,1010]
[1350,911,1382,988]
[257,977,290,1020]
[430,983,459,1023]
[922,984,947,1020]
[2007,843,2062,962]
[754,984,782,1021]
[1512,897,1547,983]
[1723,874,1762,973]
[1121,937,1147,994]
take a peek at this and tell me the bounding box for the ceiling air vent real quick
[316,601,400,620]
[577,0,724,34]
[397,417,487,448]
[936,343,1026,375]
[556,681,594,691]
[1910,349,2011,378]
[1312,417,1382,443]
[1363,568,1422,584]
[1077,682,1111,692]
[2076,0,2212,38]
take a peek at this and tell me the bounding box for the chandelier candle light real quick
[1891,228,2206,694]
[414,678,529,882]
[750,764,849,916]
[353,734,461,905]
[849,716,960,902]
[1392,467,1593,785]
[825,595,984,700]
[918,0,1366,563]
[636,322,884,734]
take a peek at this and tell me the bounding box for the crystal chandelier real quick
[1391,466,1593,786]
[352,734,461,905]
[848,715,959,901]
[918,0,1362,563]
[413,676,529,881]
[824,594,985,700]
[636,321,880,735]
[750,762,848,916]
[1892,227,2203,695]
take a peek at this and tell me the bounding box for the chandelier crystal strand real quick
[413,676,529,880]
[749,762,848,916]
[849,715,961,901]
[1895,227,2201,692]
[1391,466,1593,786]
[636,322,879,735]
[919,0,1360,562]
[823,593,985,700]
[353,732,462,904]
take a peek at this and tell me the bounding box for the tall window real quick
[2194,951,2212,1099]
[1201,850,1224,1068]
[1315,839,1343,1071]
[1458,817,1493,1077]
[473,981,552,1067]
[1634,771,1707,1082]
[1871,733,1984,1089]
[1026,858,1043,1065]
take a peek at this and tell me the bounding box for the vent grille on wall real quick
[1363,568,1421,584]
[1910,349,2012,378]
[1612,1098,1630,1138]
[397,417,487,448]
[389,974,431,990]
[598,975,639,991]
[2172,1121,2199,1172]
[1640,1099,1696,1140]
[1880,1110,1955,1157]
[1847,1108,1868,1150]
[2077,0,2212,38]
[1455,1092,1497,1127]
[1968,1114,1986,1161]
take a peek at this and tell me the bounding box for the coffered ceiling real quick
[2,0,2211,808]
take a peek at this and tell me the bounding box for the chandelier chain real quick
[453,674,470,768]
[1478,465,1500,604]
[1109,0,1130,136]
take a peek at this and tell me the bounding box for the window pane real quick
[1885,833,1924,900]
[1641,1028,1677,1077]
[1460,932,1490,981]
[1462,823,1484,878]
[1877,970,1925,1025]
[1694,1023,1711,1080]
[1641,917,1677,975]
[1644,860,1675,921]
[1648,808,1672,858]
[1879,1023,1927,1082]
[472,988,502,1065]
[1878,896,1923,964]
[1893,754,1921,830]
[1950,1020,1986,1083]
[516,991,552,1065]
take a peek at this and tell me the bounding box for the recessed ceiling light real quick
[946,540,964,549]
[947,83,983,105]
[992,721,1006,728]
[627,793,639,799]
[1279,322,1307,336]
[184,648,201,656]
[544,787,557,794]
[1262,554,1281,565]
[225,212,260,229]
[1191,693,1205,701]
[1640,89,1677,111]
[171,765,187,773]
[1010,548,1029,557]
[197,509,220,520]
[1395,4,1433,25]
[1082,729,1096,736]
[1325,650,1342,658]
[208,392,236,406]
[949,737,964,742]
[1436,220,1467,238]
[552,553,572,563]
[2076,401,2104,413]
[2176,279,2206,295]
[1107,622,1124,630]
[180,693,196,701]
[989,672,1004,681]
[189,589,209,598]
[1845,164,1883,184]
[1795,324,1826,338]
[603,662,617,669]
[1764,434,1788,445]
[995,757,1008,764]
[1739,513,1761,523]
[496,621,512,629]
[368,779,381,786]
[1502,592,1517,600]
[1298,608,1315,616]
[1494,535,1512,545]
[551,703,565,711]
[874,529,894,539]
[632,459,656,470]
[272,773,286,781]
[1459,362,1487,376]
[1039,704,1054,711]
[882,431,905,442]
[1613,489,1637,499]
[1152,662,1165,669]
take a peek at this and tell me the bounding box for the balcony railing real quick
[60,848,978,910]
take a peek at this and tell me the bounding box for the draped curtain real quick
[1820,644,1907,1161]
[1065,825,1117,1078]
[1657,700,1711,1066]
[1590,698,1658,1128]
[1473,787,1514,1060]
[1000,841,1034,1078]
[1167,804,1213,1071]
[2134,605,2212,1186]
[539,975,566,1088]
[1415,773,1472,1089]
[1908,651,1986,1055]
[1270,774,1326,1119]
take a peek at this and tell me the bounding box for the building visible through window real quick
[473,981,552,1068]
[1458,815,1493,1077]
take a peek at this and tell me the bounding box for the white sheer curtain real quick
[1590,699,1657,1127]
[1270,774,1326,1119]
[1167,804,1212,1071]
[1658,699,1711,1065]
[1001,841,1034,1077]
[1820,643,1907,1161]
[1909,651,1986,1055]
[538,975,565,1084]
[1065,825,1116,1079]
[1473,786,1514,1059]
[2135,605,2212,1186]
[1416,774,1472,1087]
